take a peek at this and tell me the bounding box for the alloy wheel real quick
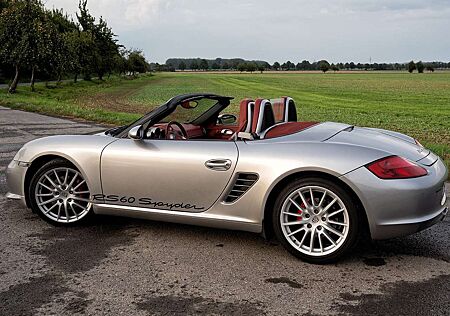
[34,167,91,223]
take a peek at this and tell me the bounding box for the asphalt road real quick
[0,106,449,316]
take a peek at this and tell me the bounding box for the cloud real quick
[43,0,450,63]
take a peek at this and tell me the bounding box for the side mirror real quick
[128,125,143,140]
[217,114,237,125]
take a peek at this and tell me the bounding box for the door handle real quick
[205,159,232,171]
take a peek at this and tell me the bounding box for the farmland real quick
[1,71,449,166]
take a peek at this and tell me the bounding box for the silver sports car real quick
[6,93,448,263]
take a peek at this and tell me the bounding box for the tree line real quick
[163,58,450,73]
[0,0,149,93]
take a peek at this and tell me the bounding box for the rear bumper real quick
[342,157,448,240]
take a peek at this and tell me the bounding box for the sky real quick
[44,0,450,64]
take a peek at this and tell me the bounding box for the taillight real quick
[366,156,427,179]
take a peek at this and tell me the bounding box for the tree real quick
[246,62,257,73]
[408,61,416,73]
[0,0,49,93]
[199,59,209,71]
[272,62,280,70]
[211,62,220,70]
[416,61,424,73]
[426,65,435,72]
[179,61,186,71]
[190,60,198,71]
[318,60,330,73]
[128,50,147,75]
[331,64,339,72]
[221,62,230,70]
[77,0,119,80]
[237,63,246,72]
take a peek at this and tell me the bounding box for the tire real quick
[272,177,359,264]
[29,159,94,226]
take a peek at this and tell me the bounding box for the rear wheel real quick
[272,178,359,263]
[29,159,93,225]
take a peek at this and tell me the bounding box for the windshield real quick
[161,98,219,123]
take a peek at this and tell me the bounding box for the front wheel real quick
[272,178,359,263]
[29,159,93,225]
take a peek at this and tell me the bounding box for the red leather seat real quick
[237,98,255,133]
[271,97,298,123]
[251,99,276,136]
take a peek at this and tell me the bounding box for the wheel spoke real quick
[73,180,86,191]
[71,196,90,203]
[298,191,309,208]
[323,223,344,238]
[321,197,337,214]
[64,202,70,222]
[56,204,62,221]
[69,203,79,219]
[328,220,348,227]
[327,208,344,218]
[67,173,78,189]
[298,230,308,248]
[72,201,87,210]
[318,233,323,253]
[288,198,303,211]
[54,170,62,185]
[322,230,336,245]
[287,226,306,237]
[309,227,316,253]
[38,196,59,206]
[38,181,53,191]
[63,169,69,185]
[73,190,89,195]
[37,193,53,197]
[44,202,58,214]
[309,188,315,207]
[282,211,304,217]
[282,220,307,226]
[44,174,58,188]
[318,190,327,207]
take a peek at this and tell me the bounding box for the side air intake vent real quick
[224,173,259,203]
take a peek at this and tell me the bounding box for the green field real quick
[1,71,449,168]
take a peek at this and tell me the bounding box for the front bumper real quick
[342,157,448,240]
[5,159,28,207]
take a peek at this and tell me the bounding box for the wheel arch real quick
[24,154,80,208]
[262,170,369,240]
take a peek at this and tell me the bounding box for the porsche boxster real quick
[6,93,448,263]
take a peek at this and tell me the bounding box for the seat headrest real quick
[251,99,275,135]
[270,97,297,123]
[238,98,254,133]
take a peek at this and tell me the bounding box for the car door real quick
[100,139,238,212]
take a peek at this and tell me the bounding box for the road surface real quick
[0,106,448,315]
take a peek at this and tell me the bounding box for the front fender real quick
[15,135,117,199]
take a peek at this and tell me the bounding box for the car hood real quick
[325,126,429,162]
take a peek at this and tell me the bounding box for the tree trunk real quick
[74,73,78,83]
[30,65,36,92]
[57,73,62,84]
[9,65,19,94]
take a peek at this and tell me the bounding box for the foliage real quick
[408,61,416,73]
[416,61,424,73]
[318,60,330,73]
[0,0,148,92]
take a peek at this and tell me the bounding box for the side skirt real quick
[93,203,262,233]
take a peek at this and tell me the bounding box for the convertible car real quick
[6,93,448,263]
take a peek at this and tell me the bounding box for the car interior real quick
[143,97,318,141]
